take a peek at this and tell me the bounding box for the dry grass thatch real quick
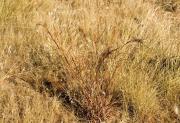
[0,0,180,122]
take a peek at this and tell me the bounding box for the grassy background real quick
[0,0,180,122]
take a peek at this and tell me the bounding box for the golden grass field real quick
[0,0,180,122]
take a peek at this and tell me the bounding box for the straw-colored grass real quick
[0,0,180,122]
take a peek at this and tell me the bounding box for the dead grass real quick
[0,80,77,123]
[0,0,180,122]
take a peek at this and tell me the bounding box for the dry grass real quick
[0,0,180,122]
[0,80,77,123]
